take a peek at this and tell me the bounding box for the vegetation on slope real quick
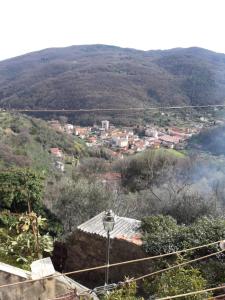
[0,45,225,124]
[0,169,54,269]
[188,125,225,156]
[1,112,225,297]
[0,112,86,171]
[1,122,225,298]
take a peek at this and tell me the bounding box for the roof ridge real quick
[77,212,142,245]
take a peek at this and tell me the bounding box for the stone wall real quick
[61,230,153,288]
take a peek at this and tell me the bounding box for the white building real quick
[145,128,158,138]
[55,161,65,172]
[112,136,129,148]
[64,124,74,134]
[101,120,109,131]
[118,138,128,148]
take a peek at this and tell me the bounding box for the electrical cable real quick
[0,241,222,290]
[87,248,225,298]
[2,104,225,113]
[207,293,225,300]
[155,284,225,300]
[128,249,224,283]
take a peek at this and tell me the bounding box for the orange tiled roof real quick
[99,172,121,181]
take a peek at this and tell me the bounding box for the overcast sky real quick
[0,0,225,61]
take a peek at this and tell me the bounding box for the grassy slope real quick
[0,112,85,172]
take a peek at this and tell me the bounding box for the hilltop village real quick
[48,119,202,160]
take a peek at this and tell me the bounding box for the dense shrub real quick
[146,265,210,300]
[103,281,143,300]
[141,215,225,255]
[118,149,181,191]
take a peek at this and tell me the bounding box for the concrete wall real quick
[0,271,56,300]
[0,271,80,300]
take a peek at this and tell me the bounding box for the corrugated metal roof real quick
[77,212,142,245]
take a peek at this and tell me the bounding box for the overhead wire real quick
[207,293,225,300]
[2,103,225,113]
[128,249,224,283]
[155,284,225,300]
[86,248,225,298]
[0,240,222,290]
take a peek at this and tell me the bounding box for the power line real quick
[155,284,225,300]
[1,104,225,113]
[93,249,225,298]
[87,239,220,270]
[0,240,222,290]
[207,293,225,300]
[129,249,224,283]
[52,249,225,298]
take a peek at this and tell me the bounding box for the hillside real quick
[0,112,85,171]
[188,125,225,156]
[0,45,225,116]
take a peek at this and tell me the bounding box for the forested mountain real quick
[0,45,225,111]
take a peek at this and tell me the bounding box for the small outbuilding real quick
[63,212,151,288]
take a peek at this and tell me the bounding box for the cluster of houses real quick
[48,120,200,162]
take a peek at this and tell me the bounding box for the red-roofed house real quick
[159,135,181,144]
[50,148,63,158]
[97,172,121,191]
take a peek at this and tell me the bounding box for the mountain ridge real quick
[0,44,225,113]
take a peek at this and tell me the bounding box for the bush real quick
[0,212,53,269]
[146,265,211,300]
[163,192,214,224]
[141,215,225,255]
[141,215,182,254]
[118,149,180,192]
[103,281,143,300]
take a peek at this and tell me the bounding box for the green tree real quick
[0,211,53,269]
[141,215,181,254]
[0,168,44,213]
[141,215,225,255]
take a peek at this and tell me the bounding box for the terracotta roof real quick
[99,172,121,181]
[171,127,185,133]
[159,135,181,144]
[50,147,60,152]
[50,148,63,156]
[77,212,142,245]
